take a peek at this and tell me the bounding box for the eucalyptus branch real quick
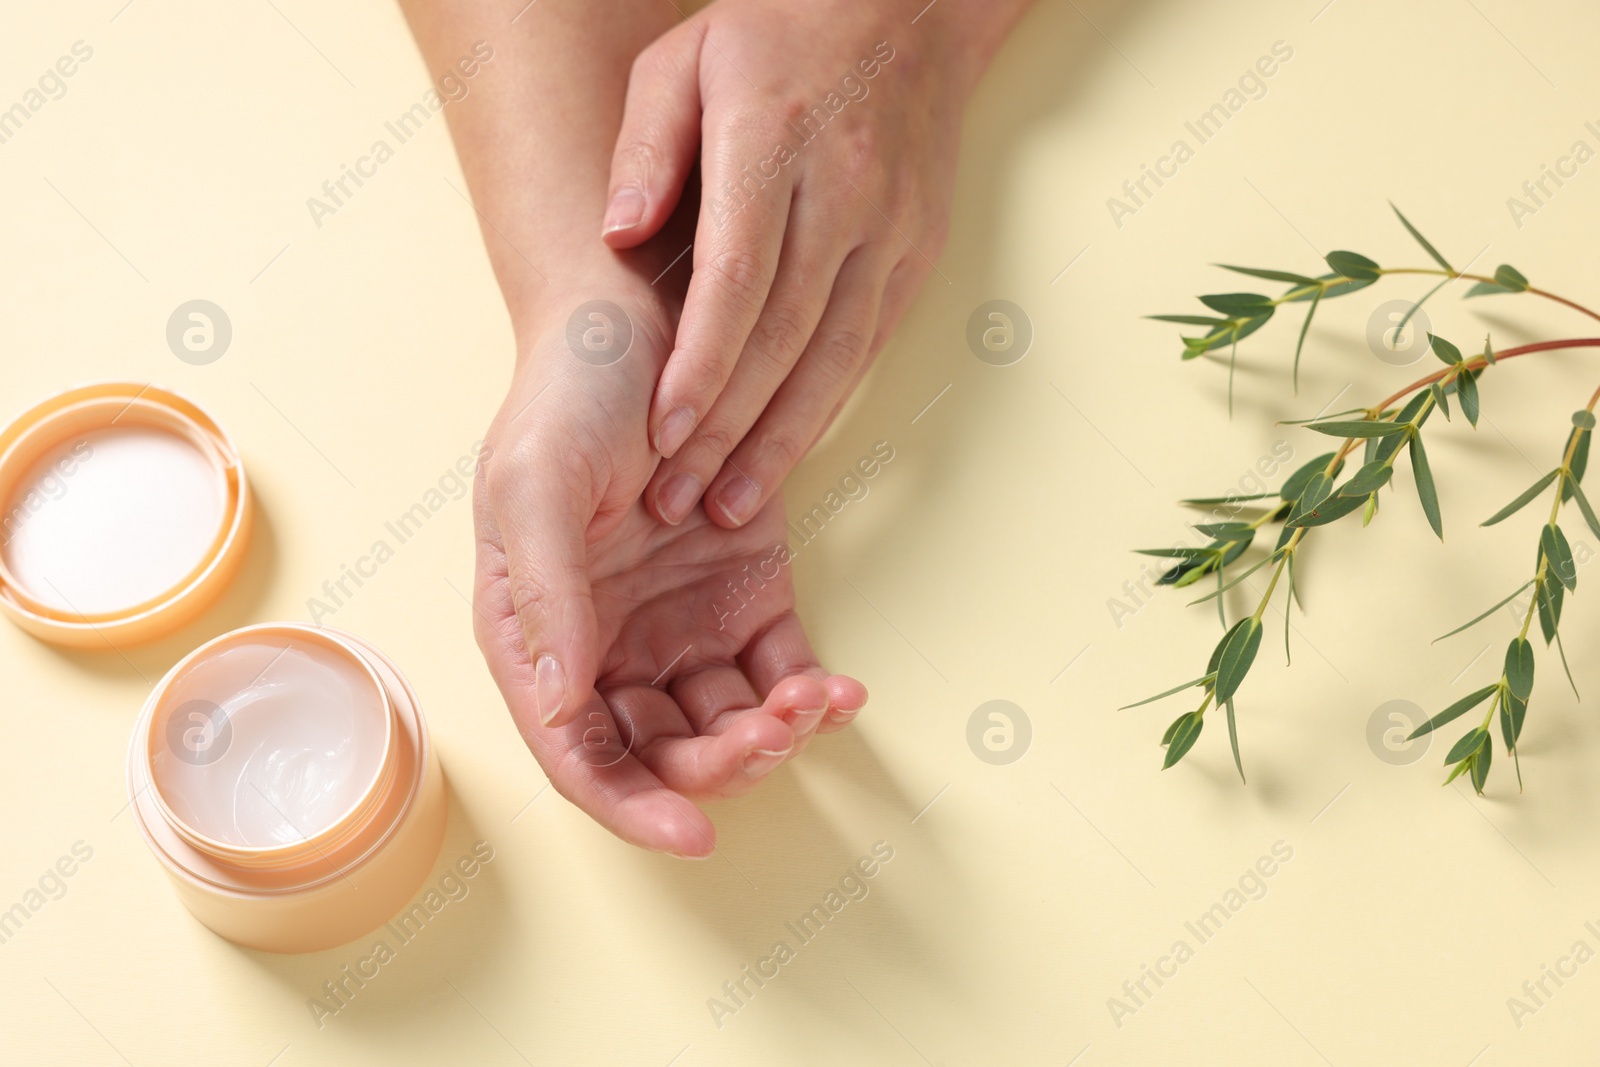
[1128,204,1600,795]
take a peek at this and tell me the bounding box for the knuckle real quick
[745,299,810,370]
[750,424,807,478]
[614,136,661,184]
[702,247,769,312]
[810,321,872,388]
[838,125,881,184]
[691,419,740,461]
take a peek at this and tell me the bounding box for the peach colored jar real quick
[127,623,447,953]
[0,382,251,648]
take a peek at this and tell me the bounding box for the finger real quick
[703,243,895,527]
[737,612,867,747]
[649,121,794,459]
[602,24,703,247]
[797,251,930,455]
[484,442,599,730]
[626,680,828,797]
[670,665,829,739]
[648,198,848,525]
[471,491,715,856]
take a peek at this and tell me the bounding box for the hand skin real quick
[401,0,866,855]
[601,0,1036,530]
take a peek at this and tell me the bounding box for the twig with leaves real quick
[1129,204,1600,794]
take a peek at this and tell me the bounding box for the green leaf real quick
[1445,726,1489,765]
[1470,741,1492,794]
[1410,434,1442,540]
[1502,690,1526,747]
[1180,492,1279,507]
[1482,469,1560,526]
[1396,390,1432,425]
[1181,329,1231,359]
[1567,479,1600,540]
[1121,675,1213,710]
[1149,314,1233,326]
[1554,626,1579,700]
[1135,546,1222,560]
[1565,426,1591,501]
[1280,453,1340,502]
[1212,618,1264,705]
[1289,471,1333,517]
[1483,336,1497,365]
[1161,714,1184,745]
[1390,202,1453,271]
[1393,278,1453,345]
[1465,280,1515,298]
[1431,381,1451,420]
[1161,712,1204,768]
[1407,684,1498,740]
[1339,460,1394,498]
[1429,334,1463,365]
[1292,285,1321,393]
[1215,264,1318,285]
[1457,371,1481,428]
[1505,637,1535,701]
[1434,580,1536,642]
[1574,411,1597,431]
[1494,264,1529,291]
[1225,699,1245,783]
[1286,491,1366,528]
[1282,272,1375,301]
[1537,573,1563,645]
[1543,523,1577,591]
[1281,408,1369,426]
[1193,522,1256,540]
[1187,554,1276,606]
[1307,420,1411,439]
[1325,250,1380,282]
[1199,293,1274,316]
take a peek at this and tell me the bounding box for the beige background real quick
[3,0,1600,1063]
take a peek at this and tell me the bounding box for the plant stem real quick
[1378,268,1600,326]
[1475,384,1599,734]
[1367,339,1600,418]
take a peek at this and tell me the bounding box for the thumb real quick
[486,448,600,731]
[601,23,703,248]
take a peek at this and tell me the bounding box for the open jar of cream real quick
[127,623,447,953]
[0,381,250,646]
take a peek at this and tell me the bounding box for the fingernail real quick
[830,707,860,725]
[668,850,712,860]
[742,745,793,778]
[713,475,761,526]
[535,654,565,726]
[602,186,645,234]
[655,405,697,458]
[792,704,829,735]
[655,473,702,525]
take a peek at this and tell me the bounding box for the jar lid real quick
[0,382,251,648]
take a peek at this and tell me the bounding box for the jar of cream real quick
[127,623,447,953]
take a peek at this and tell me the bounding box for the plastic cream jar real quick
[127,623,447,953]
[0,382,250,647]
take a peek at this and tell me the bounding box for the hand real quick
[472,287,866,856]
[601,0,1004,529]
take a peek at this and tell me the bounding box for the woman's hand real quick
[472,285,866,857]
[601,0,1028,529]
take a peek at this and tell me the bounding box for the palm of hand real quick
[473,328,863,857]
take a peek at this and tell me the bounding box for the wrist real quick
[918,0,1037,97]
